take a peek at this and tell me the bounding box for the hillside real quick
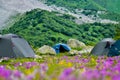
[45,0,105,11]
[1,0,120,28]
[0,0,52,28]
[94,0,120,13]
[45,0,120,14]
[44,0,120,22]
[3,9,119,48]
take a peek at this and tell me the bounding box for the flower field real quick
[0,55,120,80]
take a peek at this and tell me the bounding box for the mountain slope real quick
[1,0,119,29]
[45,0,120,14]
[0,0,52,28]
[94,0,120,13]
[45,0,105,11]
[44,0,120,22]
[3,9,118,47]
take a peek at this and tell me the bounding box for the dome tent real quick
[90,38,115,56]
[108,40,120,56]
[53,43,71,54]
[0,33,35,58]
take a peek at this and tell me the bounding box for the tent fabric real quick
[0,33,35,58]
[91,38,115,56]
[108,40,120,56]
[12,38,35,57]
[53,43,71,54]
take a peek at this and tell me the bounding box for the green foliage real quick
[114,24,120,40]
[3,9,119,48]
[46,0,105,11]
[99,12,120,21]
[46,0,120,13]
[45,0,120,22]
[94,0,120,13]
[72,47,83,51]
[82,10,97,16]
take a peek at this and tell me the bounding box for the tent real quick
[53,43,71,54]
[0,33,35,58]
[90,38,115,56]
[108,40,120,56]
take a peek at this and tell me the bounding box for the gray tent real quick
[0,34,35,58]
[90,38,115,56]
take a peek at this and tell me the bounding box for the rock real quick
[67,39,86,48]
[35,55,42,58]
[37,45,56,55]
[69,50,79,55]
[79,46,93,54]
[69,46,93,55]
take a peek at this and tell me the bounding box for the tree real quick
[114,24,120,39]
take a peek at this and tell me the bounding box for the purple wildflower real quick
[27,75,34,80]
[40,63,48,72]
[0,66,12,79]
[112,74,120,80]
[13,70,22,78]
[59,68,74,80]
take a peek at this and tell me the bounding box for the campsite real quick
[1,0,120,80]
[0,34,120,80]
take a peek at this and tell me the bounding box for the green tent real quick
[108,40,120,56]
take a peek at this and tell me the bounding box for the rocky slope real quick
[0,0,118,29]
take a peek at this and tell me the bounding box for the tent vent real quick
[12,36,22,38]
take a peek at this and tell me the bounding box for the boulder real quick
[69,50,80,55]
[37,45,56,55]
[69,46,93,55]
[67,39,86,48]
[79,46,93,54]
[35,55,42,58]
